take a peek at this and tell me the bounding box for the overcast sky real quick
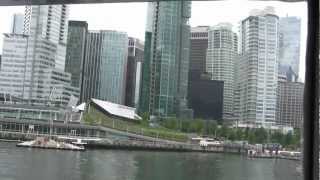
[0,1,307,80]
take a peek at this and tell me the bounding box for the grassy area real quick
[83,106,188,142]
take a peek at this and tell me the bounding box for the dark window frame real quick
[304,0,319,180]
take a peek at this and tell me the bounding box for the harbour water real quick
[0,142,302,180]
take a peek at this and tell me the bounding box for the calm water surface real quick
[0,142,301,180]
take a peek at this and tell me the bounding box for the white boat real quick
[199,138,223,147]
[16,137,85,151]
[71,139,87,149]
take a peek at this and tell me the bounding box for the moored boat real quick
[16,137,85,151]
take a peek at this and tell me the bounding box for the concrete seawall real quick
[85,140,248,154]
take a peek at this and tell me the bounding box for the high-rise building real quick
[276,80,304,128]
[237,8,279,127]
[0,34,28,99]
[139,2,192,118]
[206,23,237,121]
[125,37,144,108]
[190,26,209,75]
[82,30,128,105]
[279,16,301,81]
[65,21,88,101]
[0,5,78,106]
[24,5,68,70]
[11,13,24,34]
[188,71,223,120]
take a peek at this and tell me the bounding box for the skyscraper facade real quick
[11,13,24,34]
[279,16,301,81]
[0,34,29,98]
[0,5,78,106]
[65,21,88,101]
[206,23,237,121]
[188,71,223,120]
[125,37,144,108]
[190,26,209,75]
[139,2,192,118]
[276,80,304,128]
[237,9,279,126]
[82,30,128,105]
[24,5,68,70]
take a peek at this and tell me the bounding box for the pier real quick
[0,118,251,154]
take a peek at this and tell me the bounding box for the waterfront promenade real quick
[0,118,301,161]
[0,118,250,154]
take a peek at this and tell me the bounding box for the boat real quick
[199,138,223,147]
[16,137,85,151]
[71,138,87,146]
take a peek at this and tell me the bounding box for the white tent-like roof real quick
[91,98,141,120]
[76,103,86,111]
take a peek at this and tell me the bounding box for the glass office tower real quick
[82,30,128,105]
[139,1,192,118]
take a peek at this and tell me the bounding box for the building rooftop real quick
[91,98,141,120]
[191,26,209,33]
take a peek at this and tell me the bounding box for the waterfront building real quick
[65,21,88,102]
[82,30,128,105]
[237,8,279,127]
[0,5,79,106]
[276,80,304,128]
[188,71,223,120]
[279,16,301,81]
[139,2,192,119]
[206,23,237,121]
[11,13,24,34]
[125,37,144,108]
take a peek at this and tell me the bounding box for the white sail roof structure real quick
[76,103,86,111]
[91,98,142,121]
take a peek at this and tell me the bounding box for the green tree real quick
[270,131,283,144]
[218,125,229,138]
[254,127,268,144]
[181,120,190,132]
[228,128,237,141]
[248,130,256,144]
[207,121,218,136]
[292,129,301,148]
[244,127,250,140]
[235,128,245,140]
[140,112,149,127]
[190,119,204,134]
[162,118,178,130]
[283,132,294,147]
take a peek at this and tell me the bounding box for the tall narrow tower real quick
[82,30,128,105]
[65,21,88,102]
[206,23,237,121]
[139,2,192,118]
[237,8,279,127]
[279,16,301,81]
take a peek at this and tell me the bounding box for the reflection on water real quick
[0,142,301,180]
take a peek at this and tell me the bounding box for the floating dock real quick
[16,137,85,151]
